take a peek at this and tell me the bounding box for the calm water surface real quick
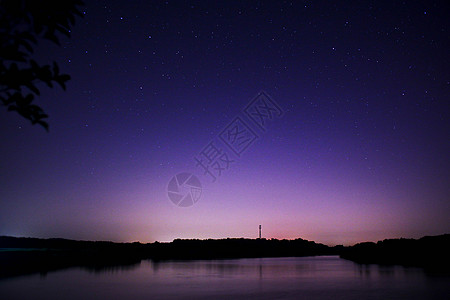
[0,256,449,299]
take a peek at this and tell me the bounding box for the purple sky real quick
[0,1,449,245]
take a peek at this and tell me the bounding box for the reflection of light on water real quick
[0,256,448,300]
[355,263,426,281]
[85,260,142,275]
[147,256,412,280]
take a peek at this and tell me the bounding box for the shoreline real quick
[1,234,449,278]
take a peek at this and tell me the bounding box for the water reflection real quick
[148,257,321,279]
[354,262,428,280]
[0,256,449,300]
[145,255,435,288]
[84,261,142,275]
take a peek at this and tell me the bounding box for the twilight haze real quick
[0,1,449,246]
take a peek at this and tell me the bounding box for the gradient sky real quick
[1,1,449,246]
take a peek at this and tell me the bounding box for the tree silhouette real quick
[0,0,84,131]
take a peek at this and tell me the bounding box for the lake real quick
[0,256,449,299]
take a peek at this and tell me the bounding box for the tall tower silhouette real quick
[259,225,261,239]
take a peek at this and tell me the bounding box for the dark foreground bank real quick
[0,236,336,278]
[339,234,450,271]
[1,234,449,278]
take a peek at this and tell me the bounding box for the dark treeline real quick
[0,236,145,278]
[159,238,337,259]
[339,234,450,271]
[1,234,449,278]
[0,236,337,278]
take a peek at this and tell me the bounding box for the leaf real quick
[55,24,71,38]
[57,81,66,90]
[53,62,59,75]
[28,105,43,113]
[24,94,34,104]
[68,14,75,25]
[44,31,60,45]
[21,32,37,44]
[36,65,53,82]
[58,74,71,82]
[30,59,39,70]
[17,39,34,53]
[37,120,49,131]
[26,82,40,95]
[56,74,71,90]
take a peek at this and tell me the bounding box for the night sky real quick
[1,1,449,246]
